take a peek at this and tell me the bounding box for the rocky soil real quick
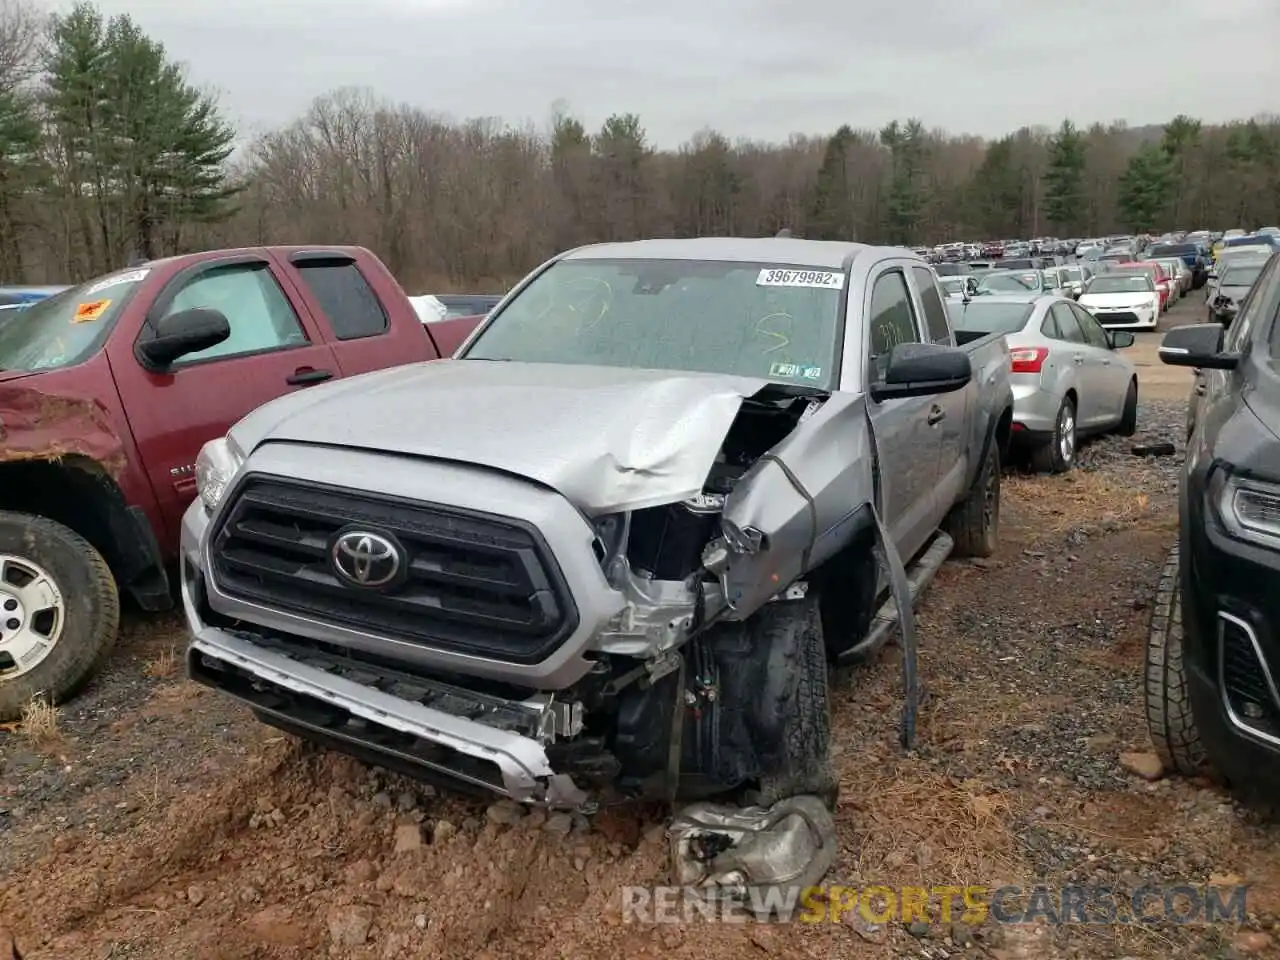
[2,346,1278,958]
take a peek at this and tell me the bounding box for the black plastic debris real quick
[1131,442,1176,458]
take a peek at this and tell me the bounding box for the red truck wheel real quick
[0,511,119,722]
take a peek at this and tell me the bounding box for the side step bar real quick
[836,530,955,666]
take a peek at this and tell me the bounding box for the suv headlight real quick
[195,436,245,513]
[1217,473,1280,550]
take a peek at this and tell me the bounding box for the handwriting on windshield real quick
[754,312,792,354]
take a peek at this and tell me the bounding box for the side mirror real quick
[1159,323,1238,370]
[1108,331,1136,349]
[870,342,973,402]
[137,307,231,370]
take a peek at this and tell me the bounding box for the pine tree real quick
[1042,120,1086,232]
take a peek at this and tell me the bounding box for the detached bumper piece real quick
[187,629,589,808]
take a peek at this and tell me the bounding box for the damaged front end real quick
[185,367,919,818]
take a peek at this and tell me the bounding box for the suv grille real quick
[208,476,578,664]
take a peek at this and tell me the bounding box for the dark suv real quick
[1147,251,1280,801]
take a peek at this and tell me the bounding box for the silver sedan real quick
[946,293,1139,472]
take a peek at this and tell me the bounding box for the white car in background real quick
[1154,258,1192,297]
[1077,273,1161,330]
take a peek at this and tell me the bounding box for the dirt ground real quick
[2,298,1277,960]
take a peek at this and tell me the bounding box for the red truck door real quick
[107,253,341,543]
[273,249,439,376]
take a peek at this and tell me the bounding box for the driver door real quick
[864,265,942,563]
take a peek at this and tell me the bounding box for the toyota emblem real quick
[331,529,402,588]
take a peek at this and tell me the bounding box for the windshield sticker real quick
[770,361,823,380]
[72,298,111,323]
[84,268,149,295]
[757,268,845,290]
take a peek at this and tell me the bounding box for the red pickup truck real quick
[0,245,478,719]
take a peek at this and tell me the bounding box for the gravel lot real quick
[1,298,1277,960]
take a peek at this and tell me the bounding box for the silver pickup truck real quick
[180,238,1013,811]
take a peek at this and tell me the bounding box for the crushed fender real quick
[668,795,837,919]
[0,385,125,479]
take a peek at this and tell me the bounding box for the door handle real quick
[286,367,333,386]
[1073,354,1085,365]
[927,405,945,425]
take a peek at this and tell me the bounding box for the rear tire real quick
[0,512,119,722]
[1030,396,1076,473]
[1145,543,1209,776]
[750,597,838,810]
[946,440,1000,559]
[1116,379,1138,437]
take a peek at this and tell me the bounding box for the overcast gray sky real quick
[87,0,1279,147]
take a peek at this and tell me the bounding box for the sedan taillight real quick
[1010,347,1049,374]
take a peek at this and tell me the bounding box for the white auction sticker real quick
[756,268,845,289]
[85,267,150,295]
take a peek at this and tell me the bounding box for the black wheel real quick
[1145,542,1209,776]
[1030,396,1076,473]
[750,597,838,810]
[0,511,119,721]
[1116,379,1138,437]
[946,440,1000,558]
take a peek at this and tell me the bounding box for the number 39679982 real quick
[757,268,845,289]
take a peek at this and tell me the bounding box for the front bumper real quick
[176,444,636,809]
[1083,305,1159,329]
[1182,514,1280,796]
[181,512,592,807]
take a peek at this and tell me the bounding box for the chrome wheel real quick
[1058,405,1076,465]
[0,554,66,680]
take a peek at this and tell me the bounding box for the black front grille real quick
[1095,311,1139,325]
[209,476,578,664]
[1221,618,1280,737]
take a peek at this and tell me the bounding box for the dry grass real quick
[18,696,60,745]
[840,765,1023,885]
[141,646,178,679]
[1005,470,1156,535]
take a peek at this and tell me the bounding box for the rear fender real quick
[717,393,874,617]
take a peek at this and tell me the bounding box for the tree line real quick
[1,0,1278,290]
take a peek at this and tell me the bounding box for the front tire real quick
[1145,543,1209,776]
[1030,396,1077,473]
[750,597,838,810]
[0,512,119,722]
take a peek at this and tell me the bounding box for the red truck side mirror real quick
[137,307,231,370]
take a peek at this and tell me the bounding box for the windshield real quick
[945,300,1033,335]
[1225,236,1270,248]
[0,270,147,372]
[1220,264,1265,287]
[978,271,1042,293]
[1085,275,1154,294]
[465,258,844,389]
[1062,267,1084,281]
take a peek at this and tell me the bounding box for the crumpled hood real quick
[231,359,773,515]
